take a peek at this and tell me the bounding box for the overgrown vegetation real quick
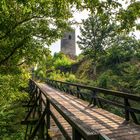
[0,66,29,139]
[45,53,76,81]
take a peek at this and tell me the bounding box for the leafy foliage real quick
[99,35,140,67]
[0,0,83,137]
[53,53,74,68]
[118,1,140,31]
[0,66,29,139]
[48,70,76,82]
[0,0,80,66]
[77,13,117,78]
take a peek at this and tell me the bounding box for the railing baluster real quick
[93,91,97,107]
[98,98,103,108]
[89,91,97,107]
[38,90,45,139]
[126,100,139,124]
[66,84,70,94]
[46,99,50,139]
[124,98,130,121]
[72,127,82,140]
[77,86,80,98]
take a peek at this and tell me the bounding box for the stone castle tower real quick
[61,30,76,56]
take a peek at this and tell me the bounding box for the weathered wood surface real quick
[38,83,140,140]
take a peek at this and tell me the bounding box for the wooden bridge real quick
[22,79,140,140]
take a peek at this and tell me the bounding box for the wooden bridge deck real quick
[38,83,140,140]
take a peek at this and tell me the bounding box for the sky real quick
[49,1,140,56]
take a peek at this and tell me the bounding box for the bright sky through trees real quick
[49,0,140,56]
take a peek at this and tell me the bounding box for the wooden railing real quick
[22,79,106,140]
[46,79,140,125]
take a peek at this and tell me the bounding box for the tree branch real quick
[0,16,44,40]
[0,38,27,65]
[16,60,26,66]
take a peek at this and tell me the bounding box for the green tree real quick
[0,0,81,67]
[77,14,116,79]
[118,1,140,31]
[100,35,140,67]
[97,35,140,93]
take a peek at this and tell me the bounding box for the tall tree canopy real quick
[77,13,117,78]
[0,0,82,66]
[77,0,140,79]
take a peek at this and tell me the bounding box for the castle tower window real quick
[69,35,72,40]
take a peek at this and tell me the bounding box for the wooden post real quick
[46,99,50,139]
[126,100,139,124]
[77,86,80,98]
[72,128,82,140]
[38,90,45,139]
[93,91,97,106]
[124,98,129,121]
[66,84,69,94]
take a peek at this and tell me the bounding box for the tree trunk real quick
[93,61,97,80]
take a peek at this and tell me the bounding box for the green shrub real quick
[0,67,29,139]
[53,53,74,68]
[97,70,122,90]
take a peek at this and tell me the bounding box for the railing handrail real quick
[46,79,140,102]
[46,78,140,125]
